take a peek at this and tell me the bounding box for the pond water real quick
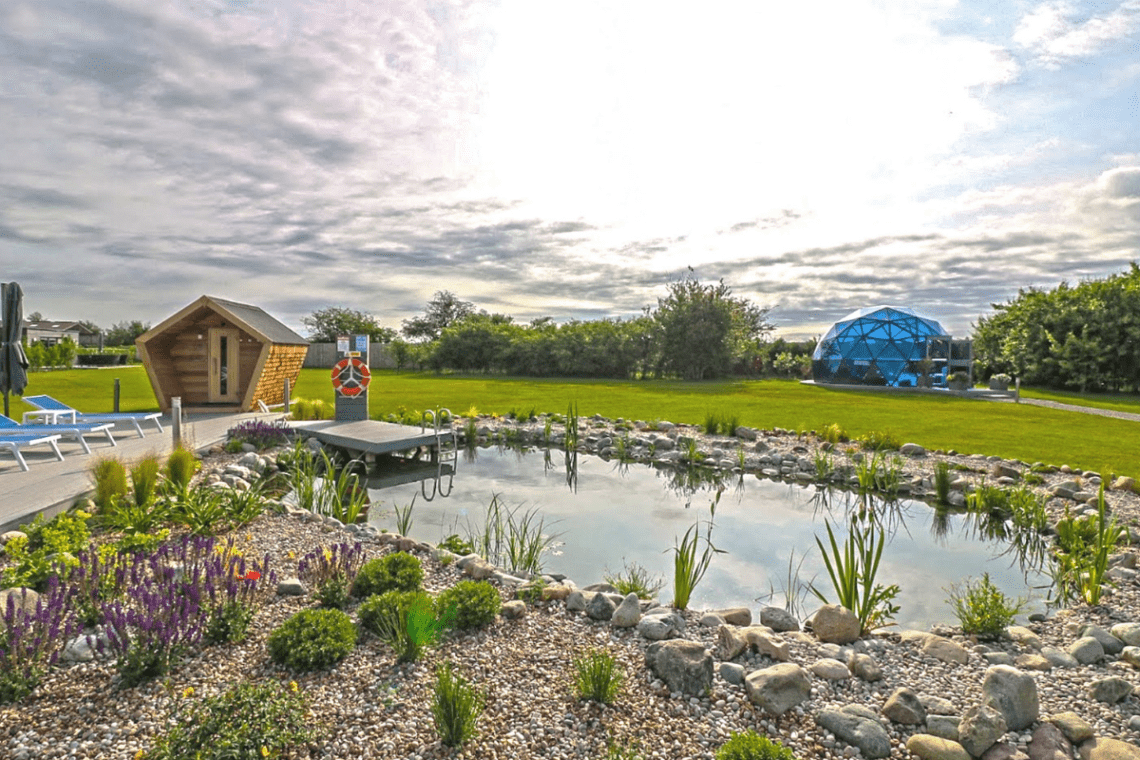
[365,447,1051,631]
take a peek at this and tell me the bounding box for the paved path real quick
[0,411,273,533]
[1017,397,1140,422]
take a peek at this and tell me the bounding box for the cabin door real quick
[207,328,241,403]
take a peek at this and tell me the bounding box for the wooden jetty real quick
[288,419,456,462]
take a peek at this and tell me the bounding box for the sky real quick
[1,0,1138,340]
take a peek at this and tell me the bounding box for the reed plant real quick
[821,423,847,445]
[813,450,834,481]
[704,411,740,437]
[565,401,580,450]
[604,561,665,600]
[933,460,952,506]
[670,505,724,610]
[810,517,900,633]
[394,495,416,536]
[431,662,484,748]
[855,452,902,495]
[463,418,478,447]
[1051,483,1125,606]
[312,450,369,525]
[464,494,560,576]
[573,649,624,704]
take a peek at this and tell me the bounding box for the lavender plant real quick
[200,539,275,645]
[225,419,292,451]
[0,577,79,703]
[297,542,365,609]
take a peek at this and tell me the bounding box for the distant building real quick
[22,320,101,348]
[811,306,972,388]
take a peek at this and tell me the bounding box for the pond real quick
[365,446,1051,631]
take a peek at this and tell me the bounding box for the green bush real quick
[715,730,797,760]
[353,552,424,598]
[604,561,664,600]
[437,534,474,556]
[573,649,623,704]
[358,590,434,636]
[91,457,130,510]
[145,681,318,760]
[267,608,357,672]
[857,430,901,452]
[431,662,483,748]
[1,510,90,590]
[945,573,1026,639]
[435,580,501,630]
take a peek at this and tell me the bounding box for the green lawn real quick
[1020,387,1140,414]
[9,367,1139,478]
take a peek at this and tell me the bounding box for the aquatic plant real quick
[565,401,580,450]
[670,495,724,611]
[933,460,952,506]
[394,494,416,536]
[604,560,665,600]
[1050,483,1125,606]
[945,573,1026,639]
[464,494,560,576]
[810,516,900,633]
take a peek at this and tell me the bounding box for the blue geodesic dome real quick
[812,306,950,387]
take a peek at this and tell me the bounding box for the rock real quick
[744,663,811,715]
[1015,653,1053,671]
[991,462,1021,480]
[1111,476,1137,493]
[585,591,616,621]
[1040,647,1079,669]
[1078,739,1140,760]
[464,559,496,581]
[810,658,850,680]
[1088,676,1133,704]
[0,587,40,625]
[716,625,749,660]
[812,604,861,644]
[744,627,790,661]
[0,530,27,547]
[759,606,799,632]
[566,590,596,612]
[1122,646,1140,668]
[1068,637,1105,665]
[583,582,619,594]
[816,705,892,759]
[921,695,958,715]
[700,612,727,627]
[924,635,970,665]
[276,578,306,596]
[848,652,883,681]
[882,687,927,725]
[984,744,1031,760]
[1081,625,1124,655]
[1008,626,1043,649]
[719,662,745,685]
[734,426,758,441]
[927,716,962,741]
[1046,713,1094,744]
[645,640,713,697]
[638,617,674,640]
[985,652,1016,666]
[901,443,926,457]
[1027,723,1072,760]
[500,600,526,620]
[62,634,96,663]
[906,734,973,760]
[710,606,751,626]
[541,583,573,601]
[610,593,641,628]
[982,665,1039,731]
[959,703,1008,758]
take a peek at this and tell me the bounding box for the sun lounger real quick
[0,433,65,472]
[0,413,116,454]
[21,395,164,438]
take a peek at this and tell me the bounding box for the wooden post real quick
[172,397,182,449]
[113,378,120,413]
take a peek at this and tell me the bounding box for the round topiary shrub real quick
[435,580,501,631]
[715,730,797,760]
[353,552,424,598]
[267,608,357,672]
[359,590,434,637]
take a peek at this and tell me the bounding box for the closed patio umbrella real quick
[1,282,29,418]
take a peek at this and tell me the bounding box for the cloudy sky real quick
[2,0,1138,339]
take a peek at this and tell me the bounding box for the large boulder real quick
[610,593,641,628]
[959,703,1008,758]
[1088,676,1133,704]
[1081,625,1124,656]
[760,606,800,632]
[0,588,40,627]
[812,604,861,644]
[882,687,926,725]
[744,663,811,715]
[982,665,1039,731]
[816,704,892,759]
[1078,738,1140,760]
[744,627,790,661]
[907,735,972,760]
[1027,723,1072,760]
[645,640,713,697]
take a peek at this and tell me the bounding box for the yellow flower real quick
[287,550,295,559]
[134,751,145,760]
[322,548,332,561]
[182,687,194,699]
[261,747,269,758]
[289,681,299,693]
[246,533,253,541]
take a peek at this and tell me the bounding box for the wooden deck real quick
[288,419,455,459]
[0,411,272,533]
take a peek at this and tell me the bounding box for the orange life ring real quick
[331,357,371,396]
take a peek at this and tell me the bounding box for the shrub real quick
[573,649,623,704]
[358,590,433,636]
[91,456,129,509]
[715,730,797,760]
[821,423,847,444]
[162,447,200,499]
[858,430,901,452]
[145,680,318,760]
[267,608,357,671]
[129,455,162,508]
[945,573,1026,639]
[431,662,484,748]
[353,552,424,598]
[437,534,474,556]
[1,510,90,590]
[435,580,501,630]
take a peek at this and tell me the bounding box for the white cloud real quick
[1014,1,1140,68]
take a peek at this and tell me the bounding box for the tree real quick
[401,291,477,341]
[652,272,773,380]
[27,311,43,322]
[104,320,151,347]
[301,307,395,344]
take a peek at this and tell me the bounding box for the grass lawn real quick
[9,366,1138,478]
[1020,387,1140,414]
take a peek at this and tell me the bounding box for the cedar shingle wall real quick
[248,344,307,409]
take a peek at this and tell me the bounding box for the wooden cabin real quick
[135,296,308,413]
